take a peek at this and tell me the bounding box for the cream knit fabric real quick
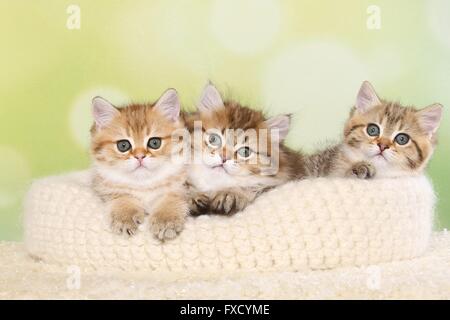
[3,232,450,299]
[24,171,435,276]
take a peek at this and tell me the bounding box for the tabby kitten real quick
[306,81,443,179]
[185,83,306,215]
[90,89,188,240]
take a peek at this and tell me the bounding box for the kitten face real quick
[187,84,290,179]
[343,81,442,176]
[90,89,184,184]
[196,110,283,178]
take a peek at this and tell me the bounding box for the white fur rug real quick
[1,231,449,299]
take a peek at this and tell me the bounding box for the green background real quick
[1,0,449,240]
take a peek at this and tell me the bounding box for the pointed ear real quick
[417,103,443,135]
[265,114,291,141]
[154,88,180,122]
[92,96,120,128]
[198,82,224,112]
[356,81,382,113]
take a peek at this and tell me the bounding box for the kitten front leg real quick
[110,196,145,236]
[210,188,256,215]
[149,193,188,240]
[349,161,376,179]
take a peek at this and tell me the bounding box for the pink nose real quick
[378,143,389,152]
[134,155,146,163]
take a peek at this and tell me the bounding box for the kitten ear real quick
[92,96,120,128]
[198,82,224,113]
[356,81,382,113]
[154,88,181,122]
[265,114,291,141]
[417,103,443,135]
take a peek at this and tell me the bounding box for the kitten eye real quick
[366,123,380,136]
[148,137,162,149]
[207,133,222,148]
[395,133,410,145]
[237,146,252,158]
[117,140,132,152]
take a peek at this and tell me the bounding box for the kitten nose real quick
[378,143,389,152]
[134,154,146,162]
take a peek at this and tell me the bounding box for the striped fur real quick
[306,82,442,179]
[184,84,306,216]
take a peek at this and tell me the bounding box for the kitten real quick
[184,83,306,215]
[306,81,443,179]
[90,89,188,240]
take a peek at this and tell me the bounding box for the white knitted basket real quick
[24,171,435,276]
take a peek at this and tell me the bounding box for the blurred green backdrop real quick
[0,0,448,240]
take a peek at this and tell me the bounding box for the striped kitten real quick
[90,89,188,240]
[184,83,306,215]
[306,81,443,179]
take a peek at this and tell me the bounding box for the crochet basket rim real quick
[23,170,435,277]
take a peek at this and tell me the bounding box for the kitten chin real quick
[306,81,442,179]
[90,90,189,240]
[339,144,420,179]
[94,161,185,188]
[187,162,288,193]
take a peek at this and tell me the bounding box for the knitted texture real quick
[3,232,450,299]
[24,171,435,276]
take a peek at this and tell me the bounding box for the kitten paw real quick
[150,212,185,241]
[189,193,210,216]
[211,191,248,215]
[351,162,376,179]
[111,210,145,236]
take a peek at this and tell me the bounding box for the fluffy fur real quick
[184,83,306,215]
[90,89,188,240]
[306,81,443,179]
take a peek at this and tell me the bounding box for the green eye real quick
[367,123,380,136]
[395,133,410,145]
[117,140,132,152]
[208,133,222,147]
[148,137,162,149]
[237,146,252,158]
